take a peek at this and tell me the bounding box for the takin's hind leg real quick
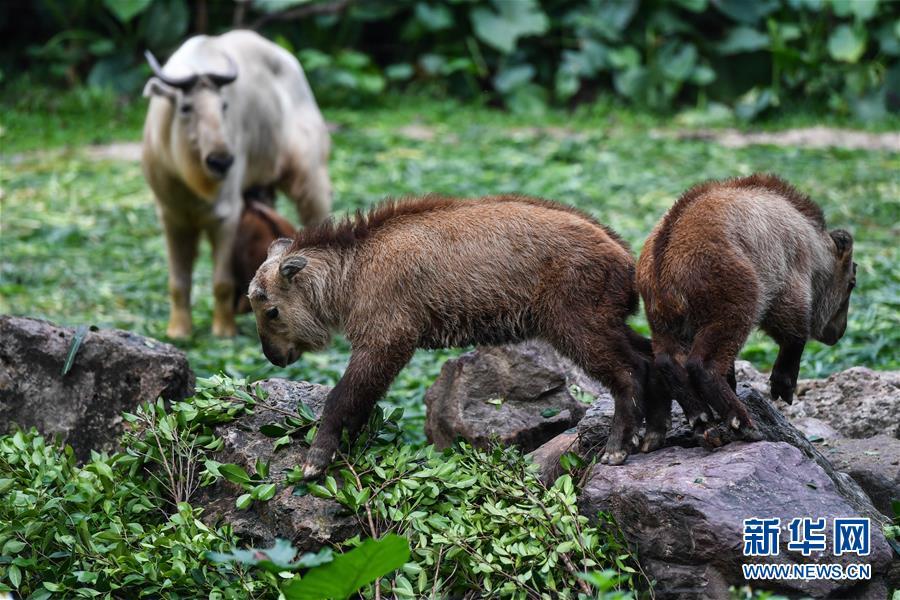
[626,330,670,453]
[647,336,717,449]
[545,318,647,465]
[282,162,332,227]
[685,322,761,441]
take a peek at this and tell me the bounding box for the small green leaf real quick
[236,493,253,509]
[8,564,21,588]
[219,464,251,485]
[541,408,561,418]
[296,402,318,423]
[274,435,292,452]
[259,423,289,437]
[252,483,277,502]
[2,540,26,555]
[62,325,89,375]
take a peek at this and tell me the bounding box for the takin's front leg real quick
[208,216,240,337]
[303,342,416,480]
[162,220,200,339]
[769,338,805,405]
[544,317,646,465]
[762,285,812,405]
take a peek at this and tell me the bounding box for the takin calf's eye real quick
[265,307,279,319]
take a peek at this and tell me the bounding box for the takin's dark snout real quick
[248,195,655,478]
[636,173,856,445]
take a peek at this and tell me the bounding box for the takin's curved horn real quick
[207,53,238,87]
[144,49,198,89]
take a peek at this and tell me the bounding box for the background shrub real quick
[2,0,897,120]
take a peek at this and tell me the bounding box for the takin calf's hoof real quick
[302,446,336,480]
[769,371,795,404]
[600,432,640,465]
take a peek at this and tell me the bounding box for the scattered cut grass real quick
[1,90,897,444]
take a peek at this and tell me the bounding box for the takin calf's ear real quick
[143,77,179,101]
[267,238,293,259]
[280,256,308,281]
[830,229,853,258]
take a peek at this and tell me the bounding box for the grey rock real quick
[196,379,359,549]
[817,435,900,518]
[424,341,593,452]
[790,417,842,442]
[734,359,770,396]
[578,384,883,523]
[784,367,900,439]
[0,315,193,460]
[579,441,894,599]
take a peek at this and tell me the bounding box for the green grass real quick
[1,90,898,445]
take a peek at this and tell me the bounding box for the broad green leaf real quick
[142,0,189,49]
[415,3,453,31]
[674,0,708,11]
[828,25,867,62]
[493,64,535,93]
[103,0,152,22]
[470,0,549,53]
[660,43,697,81]
[831,0,879,21]
[236,493,253,509]
[717,26,770,54]
[282,534,410,600]
[712,0,779,23]
[385,63,414,81]
[734,86,777,121]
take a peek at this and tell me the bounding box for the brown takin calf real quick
[232,194,296,314]
[249,195,653,478]
[636,174,856,447]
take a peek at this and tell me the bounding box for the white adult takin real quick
[141,30,331,338]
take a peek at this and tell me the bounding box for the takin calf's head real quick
[144,50,237,181]
[816,229,857,346]
[248,238,331,367]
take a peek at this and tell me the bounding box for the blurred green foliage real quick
[2,0,898,120]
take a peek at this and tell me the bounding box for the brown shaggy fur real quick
[232,199,296,313]
[652,174,825,282]
[637,174,855,448]
[254,195,653,477]
[291,193,632,254]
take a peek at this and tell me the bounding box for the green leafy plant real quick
[304,406,647,599]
